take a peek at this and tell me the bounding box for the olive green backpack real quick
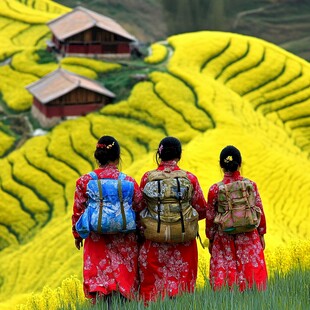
[214,179,261,234]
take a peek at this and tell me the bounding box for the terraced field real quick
[0,1,309,309]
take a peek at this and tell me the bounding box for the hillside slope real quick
[54,0,310,61]
[233,1,310,61]
[1,30,310,309]
[0,1,309,309]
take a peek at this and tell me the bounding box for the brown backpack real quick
[140,168,199,243]
[214,179,261,234]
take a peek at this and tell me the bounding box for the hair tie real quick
[96,142,115,149]
[224,155,233,163]
[158,144,164,154]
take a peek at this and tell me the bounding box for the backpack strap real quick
[223,183,233,211]
[176,177,186,237]
[88,171,103,233]
[223,180,251,211]
[240,180,251,209]
[118,177,127,231]
[92,171,128,233]
[156,180,161,233]
[97,178,104,234]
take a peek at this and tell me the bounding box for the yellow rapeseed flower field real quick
[144,42,169,64]
[0,1,309,310]
[60,57,122,73]
[0,1,121,112]
[0,131,15,156]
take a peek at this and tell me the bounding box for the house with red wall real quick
[26,68,115,128]
[47,6,137,58]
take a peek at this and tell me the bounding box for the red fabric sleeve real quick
[205,183,218,241]
[186,172,207,220]
[252,182,267,235]
[71,174,91,239]
[125,175,143,212]
[139,171,151,211]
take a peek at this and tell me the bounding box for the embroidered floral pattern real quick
[206,171,268,291]
[139,160,207,302]
[72,165,143,299]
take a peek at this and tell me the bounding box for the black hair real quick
[219,145,242,172]
[156,136,182,165]
[94,135,120,166]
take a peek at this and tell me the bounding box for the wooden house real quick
[47,6,137,58]
[26,68,115,128]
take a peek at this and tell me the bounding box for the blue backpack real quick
[75,172,136,238]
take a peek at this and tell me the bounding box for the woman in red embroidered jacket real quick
[205,145,268,291]
[72,135,143,304]
[138,137,207,303]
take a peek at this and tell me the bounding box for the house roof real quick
[26,68,115,104]
[47,6,136,42]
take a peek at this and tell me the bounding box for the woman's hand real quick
[75,238,83,250]
[208,239,214,254]
[259,235,265,250]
